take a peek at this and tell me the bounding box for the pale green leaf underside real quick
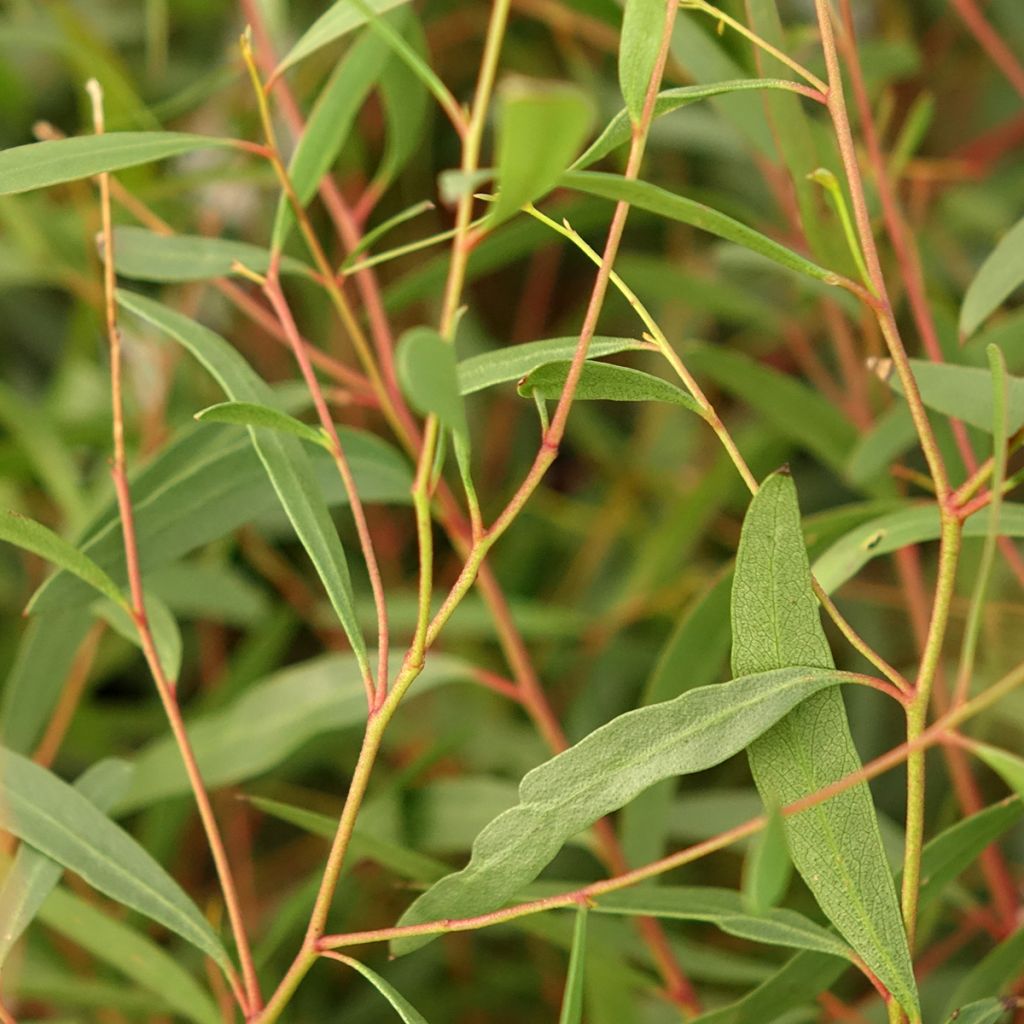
[393,665,861,954]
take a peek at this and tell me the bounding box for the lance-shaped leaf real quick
[116,289,369,677]
[392,665,864,954]
[195,401,328,448]
[0,132,235,195]
[559,909,588,1024]
[971,743,1024,800]
[618,0,665,123]
[334,955,431,1023]
[91,591,182,682]
[490,78,594,225]
[517,360,703,415]
[742,805,792,914]
[961,214,1024,338]
[947,927,1024,1013]
[944,999,1013,1024]
[0,746,230,972]
[731,470,918,1020]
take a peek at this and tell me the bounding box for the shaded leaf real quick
[0,132,235,195]
[334,955,431,1023]
[195,401,328,448]
[0,746,230,971]
[559,909,588,1024]
[393,665,863,954]
[961,214,1024,337]
[91,591,181,682]
[517,360,702,414]
[731,471,918,1019]
[742,806,792,914]
[971,743,1024,800]
[947,928,1024,1013]
[618,0,664,123]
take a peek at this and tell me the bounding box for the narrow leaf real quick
[618,0,664,123]
[116,290,369,675]
[961,214,1024,337]
[742,806,792,914]
[561,171,841,284]
[517,360,702,414]
[393,665,863,954]
[396,327,468,435]
[490,78,594,224]
[334,955,430,1022]
[195,401,328,448]
[559,909,588,1024]
[731,470,918,1019]
[947,927,1024,1012]
[0,510,125,608]
[0,132,235,195]
[971,743,1024,800]
[0,746,230,971]
[944,999,1013,1024]
[91,591,182,682]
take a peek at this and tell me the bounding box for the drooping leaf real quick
[458,336,645,394]
[0,746,230,972]
[276,0,413,74]
[731,470,918,1020]
[109,226,311,283]
[971,743,1024,800]
[517,360,703,414]
[960,214,1024,337]
[396,326,468,436]
[0,510,125,608]
[490,78,594,224]
[194,401,328,448]
[115,653,472,812]
[335,955,431,1023]
[874,357,1024,434]
[943,998,1013,1024]
[116,289,369,675]
[393,665,864,954]
[0,132,235,195]
[742,806,792,914]
[558,909,588,1024]
[272,23,394,247]
[618,0,665,123]
[560,171,841,284]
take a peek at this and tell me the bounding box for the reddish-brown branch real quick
[948,0,1024,98]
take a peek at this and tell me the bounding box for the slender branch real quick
[948,0,1024,99]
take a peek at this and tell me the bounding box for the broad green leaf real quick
[875,357,1024,434]
[91,591,182,682]
[0,132,234,195]
[272,24,394,247]
[28,423,412,614]
[731,471,918,1020]
[559,909,588,1024]
[333,955,431,1023]
[517,360,703,415]
[813,503,1024,593]
[0,510,125,608]
[195,401,328,448]
[116,290,369,675]
[618,0,664,123]
[947,927,1024,1012]
[576,79,809,169]
[114,653,472,812]
[109,226,311,283]
[393,665,863,954]
[490,78,594,225]
[561,171,840,284]
[742,806,792,914]
[586,886,853,961]
[0,608,93,753]
[458,336,644,394]
[396,327,468,435]
[961,214,1024,337]
[0,746,230,971]
[0,759,131,966]
[944,999,1012,1024]
[971,743,1024,800]
[276,0,412,74]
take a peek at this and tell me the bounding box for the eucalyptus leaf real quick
[971,743,1024,800]
[559,909,588,1024]
[943,998,1012,1024]
[397,326,468,436]
[195,401,328,448]
[618,0,665,123]
[961,214,1024,337]
[336,955,431,1023]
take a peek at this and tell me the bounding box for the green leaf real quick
[276,0,413,74]
[0,510,125,608]
[373,24,431,190]
[396,327,468,436]
[742,806,792,914]
[116,289,369,676]
[147,560,271,627]
[115,653,472,812]
[0,746,230,972]
[845,404,916,487]
[195,401,328,448]
[574,79,818,170]
[272,23,394,247]
[560,171,841,284]
[875,357,1024,434]
[618,0,664,123]
[458,337,644,394]
[584,886,853,961]
[947,927,1024,1012]
[91,591,182,682]
[944,999,1013,1024]
[960,214,1024,337]
[971,742,1024,800]
[109,226,311,283]
[490,78,594,224]
[559,909,588,1024]
[393,665,863,955]
[517,360,703,414]
[333,955,431,1023]
[731,470,918,1020]
[0,132,235,195]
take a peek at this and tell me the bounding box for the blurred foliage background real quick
[1,0,1023,1021]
